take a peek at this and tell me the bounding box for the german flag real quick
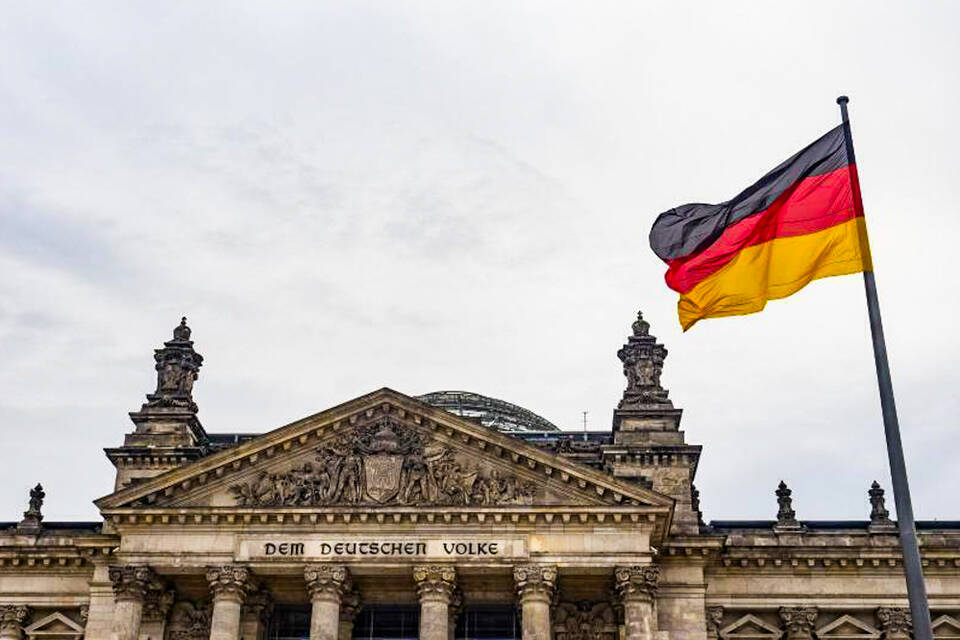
[650,125,873,330]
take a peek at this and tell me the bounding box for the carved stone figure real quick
[706,606,724,639]
[18,483,45,531]
[166,601,212,640]
[228,417,540,507]
[142,318,204,412]
[616,311,672,409]
[554,601,617,640]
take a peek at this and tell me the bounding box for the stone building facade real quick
[1,314,959,639]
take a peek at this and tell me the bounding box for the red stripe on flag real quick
[665,165,858,294]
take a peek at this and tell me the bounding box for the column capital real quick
[109,565,161,603]
[142,589,176,622]
[206,565,256,604]
[413,565,457,603]
[0,606,30,635]
[341,586,362,621]
[513,564,557,603]
[779,606,817,639]
[876,607,912,639]
[305,565,352,602]
[614,565,660,602]
[242,588,274,626]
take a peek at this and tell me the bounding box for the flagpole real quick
[836,95,933,640]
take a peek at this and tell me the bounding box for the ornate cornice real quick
[109,565,160,603]
[614,565,660,602]
[779,606,817,639]
[514,564,557,602]
[206,565,255,603]
[0,605,30,634]
[304,565,351,601]
[413,565,457,602]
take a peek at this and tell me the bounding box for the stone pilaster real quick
[241,588,274,640]
[340,587,362,640]
[0,606,30,640]
[447,586,463,640]
[615,565,660,640]
[876,607,912,640]
[207,565,255,640]
[414,565,457,640]
[779,607,817,640]
[305,565,351,640]
[514,564,556,640]
[110,565,160,640]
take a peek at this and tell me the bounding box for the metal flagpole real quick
[836,95,933,640]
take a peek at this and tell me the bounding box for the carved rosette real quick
[304,565,351,603]
[876,607,912,639]
[513,565,557,603]
[0,606,30,635]
[614,565,660,603]
[706,606,724,639]
[142,588,176,622]
[206,566,255,604]
[413,565,457,603]
[109,565,160,603]
[779,607,817,639]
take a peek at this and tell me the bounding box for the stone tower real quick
[104,318,209,490]
[602,311,702,534]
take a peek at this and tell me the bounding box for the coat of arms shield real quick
[363,454,404,503]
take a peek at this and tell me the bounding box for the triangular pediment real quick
[933,615,960,639]
[719,614,782,639]
[23,612,84,637]
[816,614,881,639]
[97,389,673,531]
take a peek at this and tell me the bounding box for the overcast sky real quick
[1,2,957,522]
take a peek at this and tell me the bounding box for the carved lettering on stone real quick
[553,601,617,640]
[229,418,537,507]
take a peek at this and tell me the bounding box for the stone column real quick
[779,607,817,640]
[0,606,30,640]
[109,565,159,640]
[305,565,351,640]
[876,607,912,640]
[513,565,557,640]
[615,565,660,640]
[241,588,274,640]
[339,587,361,640]
[207,565,255,640]
[413,566,457,640]
[448,587,463,640]
[140,588,176,640]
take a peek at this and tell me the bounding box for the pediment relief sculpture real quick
[228,417,537,507]
[553,601,617,640]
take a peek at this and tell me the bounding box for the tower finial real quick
[616,309,671,410]
[774,480,801,530]
[139,318,204,413]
